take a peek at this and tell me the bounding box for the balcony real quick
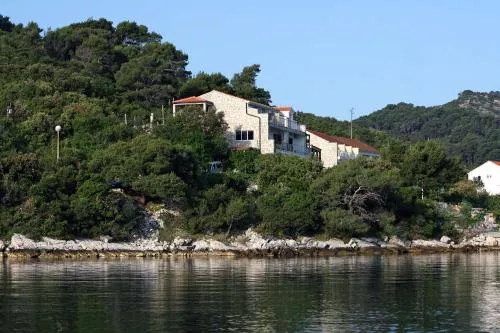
[275,143,311,157]
[338,151,358,161]
[269,115,306,133]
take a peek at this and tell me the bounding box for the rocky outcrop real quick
[2,230,500,259]
[440,236,452,244]
[457,234,499,248]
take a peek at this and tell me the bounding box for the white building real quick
[173,90,309,157]
[468,161,500,195]
[307,130,379,168]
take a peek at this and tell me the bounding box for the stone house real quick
[173,90,309,157]
[468,161,500,195]
[307,129,379,168]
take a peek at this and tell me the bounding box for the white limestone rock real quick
[297,237,349,250]
[244,228,269,249]
[349,238,379,249]
[361,237,388,248]
[484,236,498,247]
[440,236,452,244]
[411,239,450,248]
[387,236,410,248]
[193,239,235,252]
[8,234,37,250]
[40,237,66,250]
[172,237,193,247]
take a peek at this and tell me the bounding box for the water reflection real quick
[0,254,500,332]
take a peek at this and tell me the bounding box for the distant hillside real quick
[295,112,394,150]
[356,91,500,165]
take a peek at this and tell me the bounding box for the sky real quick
[3,1,500,120]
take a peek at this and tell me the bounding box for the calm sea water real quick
[1,253,500,332]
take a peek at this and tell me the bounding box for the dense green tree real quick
[254,155,322,236]
[230,64,271,105]
[178,72,232,98]
[399,141,464,196]
[0,15,15,32]
[313,158,401,237]
[153,107,230,164]
[88,135,198,202]
[115,42,190,107]
[256,184,318,237]
[115,21,161,46]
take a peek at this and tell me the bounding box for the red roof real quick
[308,130,378,154]
[274,106,293,112]
[492,161,500,166]
[173,96,212,104]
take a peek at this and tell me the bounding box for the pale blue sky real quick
[3,1,500,119]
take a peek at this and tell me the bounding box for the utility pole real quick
[161,105,165,125]
[350,108,355,139]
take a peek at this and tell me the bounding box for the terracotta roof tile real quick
[274,106,293,112]
[493,161,500,166]
[308,130,378,154]
[173,96,212,104]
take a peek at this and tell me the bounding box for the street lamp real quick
[55,125,61,161]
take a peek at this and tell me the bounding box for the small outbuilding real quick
[307,130,379,168]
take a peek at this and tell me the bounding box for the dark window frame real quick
[236,130,254,141]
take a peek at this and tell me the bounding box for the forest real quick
[0,15,498,242]
[356,90,500,166]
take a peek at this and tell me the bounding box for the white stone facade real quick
[198,90,309,157]
[307,130,379,168]
[309,133,338,168]
[468,161,500,195]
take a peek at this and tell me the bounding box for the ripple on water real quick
[1,254,500,332]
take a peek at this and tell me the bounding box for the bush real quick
[321,208,368,239]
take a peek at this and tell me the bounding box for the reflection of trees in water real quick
[470,252,500,330]
[1,254,500,332]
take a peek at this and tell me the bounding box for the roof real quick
[202,90,275,110]
[173,96,212,104]
[308,130,378,154]
[493,161,500,166]
[274,106,293,112]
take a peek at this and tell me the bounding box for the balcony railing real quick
[338,151,358,161]
[269,115,306,132]
[275,143,310,156]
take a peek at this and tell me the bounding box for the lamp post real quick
[55,125,61,162]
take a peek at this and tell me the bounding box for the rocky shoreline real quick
[2,229,500,259]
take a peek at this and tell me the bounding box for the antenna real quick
[350,107,355,139]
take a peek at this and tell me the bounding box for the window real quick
[236,130,254,141]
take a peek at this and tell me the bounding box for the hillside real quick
[1,15,497,243]
[294,112,394,150]
[356,91,500,165]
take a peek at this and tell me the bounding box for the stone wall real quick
[201,91,265,151]
[308,132,338,168]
